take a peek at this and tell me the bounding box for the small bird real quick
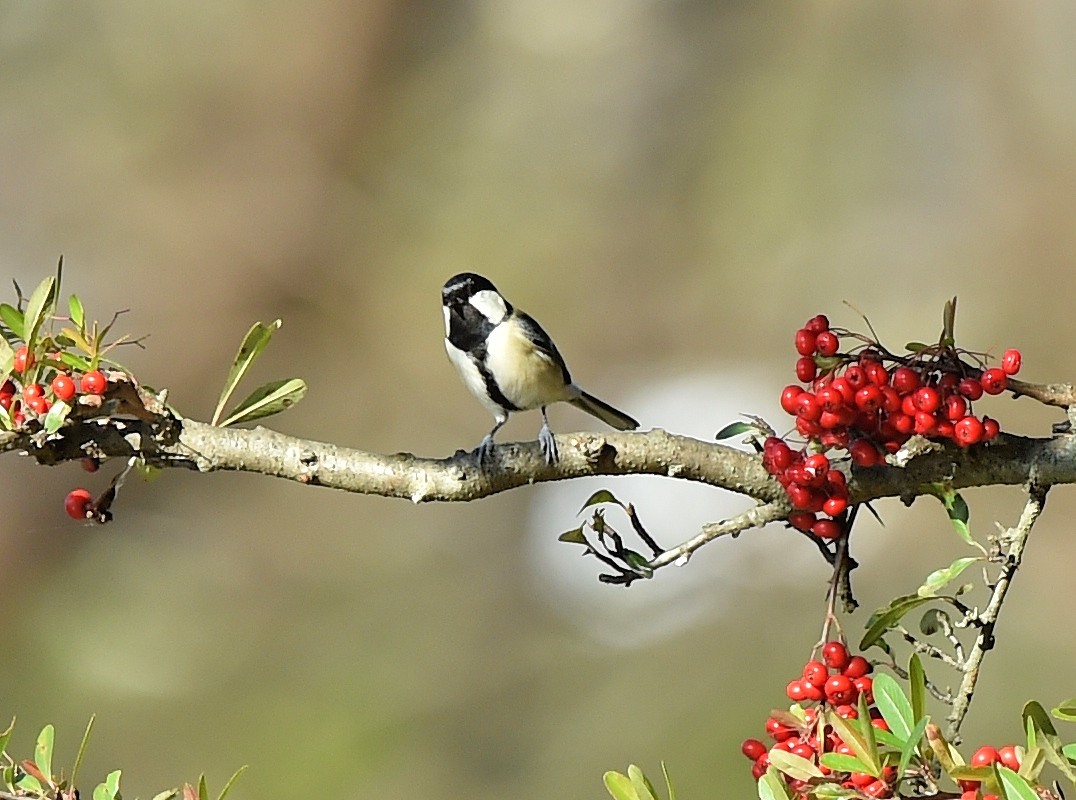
[442,272,639,464]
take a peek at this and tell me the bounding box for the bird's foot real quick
[538,423,559,465]
[474,434,496,465]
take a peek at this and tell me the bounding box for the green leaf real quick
[1063,742,1076,760]
[622,550,654,578]
[918,556,981,596]
[660,761,675,800]
[212,320,282,425]
[628,764,659,800]
[819,753,871,774]
[715,420,755,440]
[0,718,14,759]
[68,294,85,330]
[198,773,209,800]
[57,350,93,373]
[904,341,930,353]
[1019,746,1046,782]
[43,399,71,434]
[860,594,936,650]
[909,652,926,723]
[603,770,639,800]
[34,724,54,782]
[151,791,180,800]
[217,378,307,427]
[1052,697,1076,722]
[898,716,929,776]
[0,337,13,374]
[768,750,825,781]
[757,771,792,800]
[16,773,43,793]
[71,715,95,788]
[1023,700,1076,782]
[872,672,914,738]
[996,765,1039,800]
[558,526,588,545]
[828,711,879,775]
[579,490,623,513]
[23,276,58,349]
[93,769,121,800]
[939,489,977,547]
[216,766,248,800]
[0,304,25,340]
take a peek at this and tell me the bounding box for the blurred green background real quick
[3,2,1076,798]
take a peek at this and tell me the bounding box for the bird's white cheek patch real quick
[469,290,508,324]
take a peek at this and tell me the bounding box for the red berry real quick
[65,488,93,520]
[51,374,76,401]
[997,744,1021,771]
[848,438,882,467]
[824,673,857,705]
[863,361,889,387]
[804,314,830,333]
[849,772,874,788]
[833,704,857,719]
[1001,349,1022,376]
[816,385,845,413]
[22,382,44,400]
[914,410,937,434]
[13,345,34,373]
[982,417,1000,441]
[890,366,920,394]
[795,328,817,356]
[811,519,842,540]
[821,641,849,670]
[803,660,829,688]
[822,496,848,517]
[980,368,1007,395]
[953,415,984,447]
[781,385,804,414]
[863,778,891,797]
[26,395,50,415]
[843,655,871,678]
[815,330,839,356]
[855,385,884,413]
[81,457,101,473]
[944,394,968,421]
[958,377,984,400]
[870,718,890,732]
[852,675,873,702]
[796,356,818,383]
[796,392,822,421]
[843,365,867,389]
[741,738,767,761]
[788,511,816,532]
[766,716,796,742]
[970,745,1000,767]
[80,370,108,395]
[803,452,830,473]
[790,742,815,759]
[914,386,940,413]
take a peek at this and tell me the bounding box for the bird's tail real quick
[568,389,639,431]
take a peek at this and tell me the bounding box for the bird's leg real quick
[476,415,507,464]
[538,406,558,465]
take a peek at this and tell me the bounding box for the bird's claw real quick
[539,424,559,465]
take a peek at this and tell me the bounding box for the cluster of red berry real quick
[740,641,893,797]
[2,345,109,424]
[768,314,1022,538]
[957,745,1023,800]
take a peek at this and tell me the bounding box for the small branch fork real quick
[943,482,1048,740]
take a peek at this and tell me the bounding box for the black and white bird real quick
[442,272,639,464]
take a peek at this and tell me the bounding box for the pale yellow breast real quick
[485,321,571,410]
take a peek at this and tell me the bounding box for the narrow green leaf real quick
[904,341,929,353]
[996,765,1039,800]
[872,672,914,738]
[855,691,882,773]
[43,399,71,434]
[603,771,638,800]
[1063,742,1076,760]
[218,378,306,427]
[918,557,981,597]
[819,753,871,774]
[16,774,43,793]
[23,276,57,349]
[1018,746,1046,782]
[56,350,93,373]
[71,714,95,787]
[0,304,25,340]
[909,653,926,723]
[579,490,623,513]
[828,712,879,775]
[768,750,825,781]
[34,724,54,782]
[627,764,659,800]
[150,791,180,800]
[212,320,281,425]
[1023,700,1076,782]
[0,338,12,375]
[558,526,588,545]
[0,718,15,759]
[860,594,935,650]
[715,420,755,440]
[198,773,209,800]
[757,771,792,800]
[941,491,977,547]
[68,294,85,330]
[898,716,930,776]
[660,761,676,800]
[1052,697,1076,722]
[216,766,248,800]
[622,550,654,578]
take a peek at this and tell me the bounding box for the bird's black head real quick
[442,272,498,306]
